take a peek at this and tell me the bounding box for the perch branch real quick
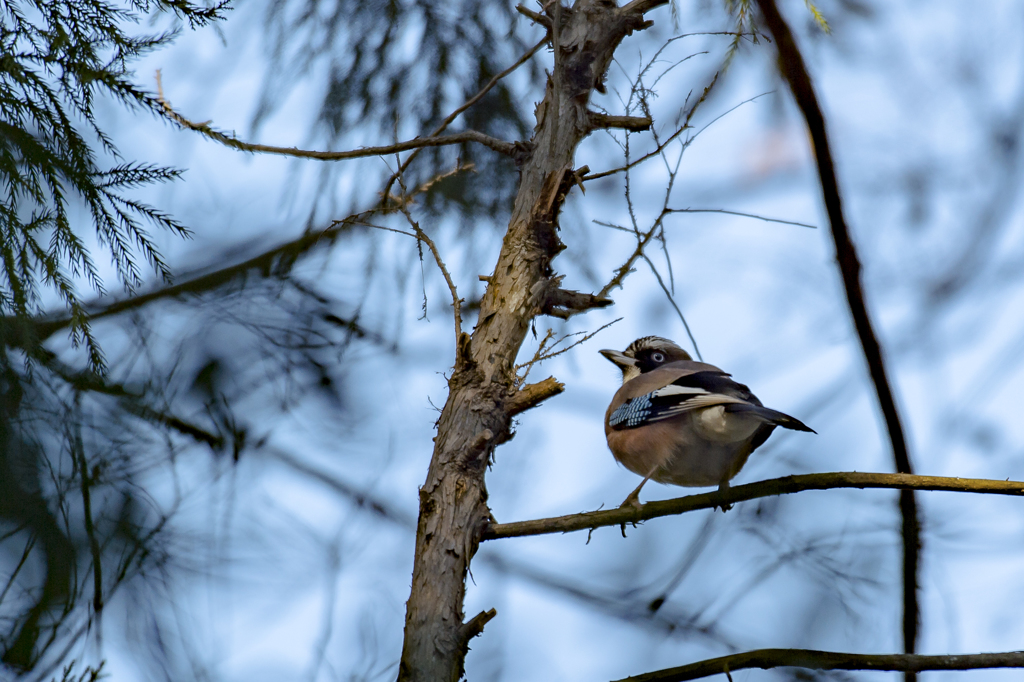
[753,0,921,666]
[483,472,1024,541]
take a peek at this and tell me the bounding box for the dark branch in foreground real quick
[615,648,1024,682]
[483,472,1024,541]
[753,0,921,666]
[29,209,384,343]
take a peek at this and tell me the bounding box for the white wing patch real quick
[650,385,710,398]
[640,394,746,422]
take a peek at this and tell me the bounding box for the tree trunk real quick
[397,1,664,680]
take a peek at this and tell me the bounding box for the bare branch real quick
[588,112,653,132]
[515,4,551,28]
[156,72,516,160]
[507,376,565,416]
[483,472,1024,541]
[459,608,498,647]
[71,410,104,617]
[544,286,613,319]
[622,0,670,14]
[615,649,1024,682]
[270,448,417,527]
[753,0,921,664]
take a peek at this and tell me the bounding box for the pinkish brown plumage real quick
[600,337,814,507]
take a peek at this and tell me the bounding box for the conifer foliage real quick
[0,0,227,366]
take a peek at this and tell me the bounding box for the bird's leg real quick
[620,467,658,510]
[715,479,733,513]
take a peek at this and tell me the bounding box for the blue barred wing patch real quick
[608,394,654,428]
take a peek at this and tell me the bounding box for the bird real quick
[600,336,814,508]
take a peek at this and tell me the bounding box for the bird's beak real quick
[599,349,636,368]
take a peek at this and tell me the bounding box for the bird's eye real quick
[651,352,665,363]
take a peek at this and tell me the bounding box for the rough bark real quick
[397,2,665,680]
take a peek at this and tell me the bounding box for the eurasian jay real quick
[600,336,814,507]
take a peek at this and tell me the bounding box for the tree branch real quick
[543,283,613,319]
[459,608,498,647]
[515,4,552,28]
[483,472,1024,541]
[588,112,653,132]
[156,73,516,159]
[622,0,670,14]
[615,648,1024,682]
[507,376,565,416]
[752,0,921,668]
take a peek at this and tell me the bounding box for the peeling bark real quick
[397,2,666,680]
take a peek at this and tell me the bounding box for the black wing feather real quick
[608,371,754,431]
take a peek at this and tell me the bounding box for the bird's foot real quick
[618,491,645,537]
[619,490,644,511]
[715,481,733,513]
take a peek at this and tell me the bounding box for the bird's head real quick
[599,336,692,384]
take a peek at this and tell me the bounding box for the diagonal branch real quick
[482,472,1024,541]
[616,648,1024,682]
[752,0,921,669]
[29,209,386,343]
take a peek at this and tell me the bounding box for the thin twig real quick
[666,208,816,229]
[598,221,661,298]
[753,0,920,669]
[156,71,516,160]
[398,207,463,343]
[515,318,622,383]
[615,648,1024,682]
[584,73,743,182]
[640,251,702,360]
[482,472,1024,541]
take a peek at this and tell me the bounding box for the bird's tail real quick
[725,403,816,433]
